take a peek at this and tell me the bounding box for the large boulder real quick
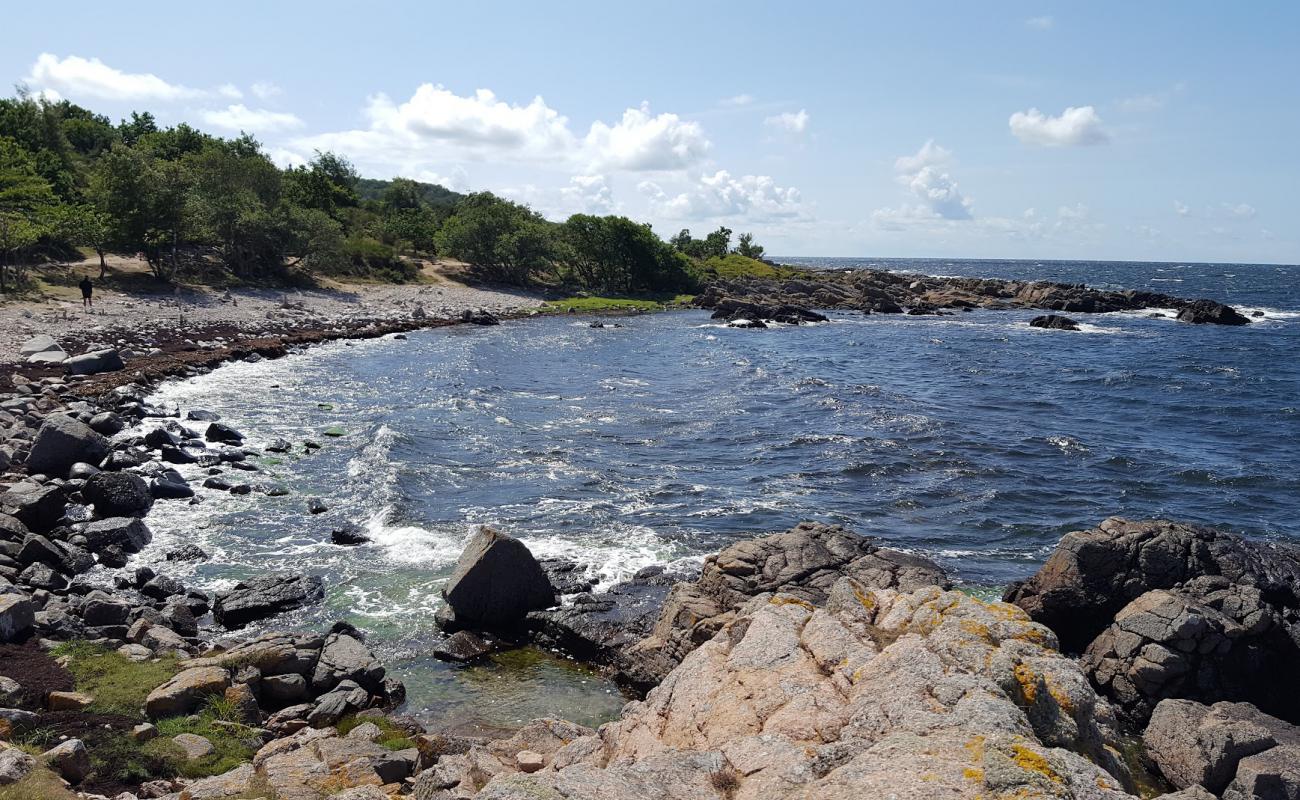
[83,471,154,517]
[1006,518,1300,726]
[25,415,110,477]
[1144,699,1300,795]
[1004,517,1300,652]
[627,521,949,684]
[470,581,1137,800]
[83,517,152,554]
[1029,314,1080,330]
[63,348,125,375]
[440,527,555,630]
[19,334,66,364]
[311,631,386,694]
[145,666,231,718]
[0,483,68,533]
[213,574,325,629]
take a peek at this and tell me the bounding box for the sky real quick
[5,1,1297,264]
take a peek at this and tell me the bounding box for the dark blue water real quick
[126,257,1298,729]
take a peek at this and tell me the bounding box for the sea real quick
[125,257,1299,732]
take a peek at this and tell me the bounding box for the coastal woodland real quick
[0,91,773,296]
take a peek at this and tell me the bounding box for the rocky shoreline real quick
[0,278,1292,798]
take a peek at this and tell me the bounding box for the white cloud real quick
[1119,83,1186,113]
[764,109,810,134]
[1226,203,1256,219]
[251,81,282,101]
[558,174,616,215]
[267,147,309,169]
[1009,106,1109,146]
[875,140,973,224]
[722,94,754,107]
[200,104,304,132]
[1174,200,1191,217]
[639,171,803,221]
[377,85,574,152]
[1057,203,1089,221]
[217,83,242,100]
[24,53,202,102]
[1026,16,1054,29]
[583,103,711,171]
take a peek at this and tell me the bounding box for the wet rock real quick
[463,310,500,326]
[331,525,369,546]
[84,517,152,554]
[1030,314,1080,330]
[87,411,126,435]
[26,415,110,477]
[440,526,555,631]
[141,574,186,600]
[186,409,221,422]
[1176,299,1250,326]
[539,558,596,596]
[432,630,496,662]
[213,574,325,629]
[307,497,328,514]
[64,348,125,375]
[204,422,245,445]
[165,544,209,562]
[83,471,154,517]
[150,473,194,499]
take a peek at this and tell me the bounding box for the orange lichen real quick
[768,596,815,611]
[1014,662,1040,703]
[1011,744,1062,784]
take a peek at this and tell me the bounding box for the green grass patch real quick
[142,696,262,779]
[336,713,416,751]
[0,766,79,800]
[698,254,800,281]
[51,642,180,717]
[543,293,694,313]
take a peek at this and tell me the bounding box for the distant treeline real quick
[0,91,770,295]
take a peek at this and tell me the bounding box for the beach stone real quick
[84,517,152,554]
[19,334,66,364]
[172,732,215,760]
[433,630,495,662]
[331,525,370,546]
[130,723,159,742]
[83,471,154,517]
[440,526,555,630]
[150,473,194,499]
[261,673,309,704]
[213,574,325,629]
[1222,745,1300,800]
[64,348,125,375]
[0,595,34,642]
[88,411,126,435]
[145,665,231,718]
[42,737,91,782]
[31,415,112,480]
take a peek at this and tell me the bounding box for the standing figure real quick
[79,276,93,310]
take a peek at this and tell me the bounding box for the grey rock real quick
[213,574,325,629]
[0,594,34,642]
[0,482,68,533]
[42,738,91,783]
[84,517,152,554]
[440,526,555,630]
[1144,699,1298,793]
[311,632,386,694]
[84,471,154,517]
[26,414,110,478]
[64,348,125,375]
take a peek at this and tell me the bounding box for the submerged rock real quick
[1029,314,1080,330]
[440,527,555,630]
[1176,299,1250,326]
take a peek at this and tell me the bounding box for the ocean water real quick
[126,258,1299,730]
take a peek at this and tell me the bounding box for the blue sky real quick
[6,1,1297,263]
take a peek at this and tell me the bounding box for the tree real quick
[0,136,55,291]
[703,226,732,259]
[50,203,112,275]
[736,232,765,260]
[435,193,552,284]
[285,151,359,219]
[118,111,158,146]
[186,135,285,277]
[560,214,690,294]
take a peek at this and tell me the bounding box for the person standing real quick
[79,275,94,310]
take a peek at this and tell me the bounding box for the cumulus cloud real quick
[251,81,282,101]
[1226,203,1256,219]
[1009,106,1109,146]
[639,171,802,221]
[884,140,973,222]
[584,103,711,171]
[24,53,203,102]
[200,104,304,132]
[217,83,242,100]
[1174,200,1191,217]
[722,93,754,107]
[296,86,710,175]
[558,174,616,215]
[764,109,810,134]
[1026,16,1054,29]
